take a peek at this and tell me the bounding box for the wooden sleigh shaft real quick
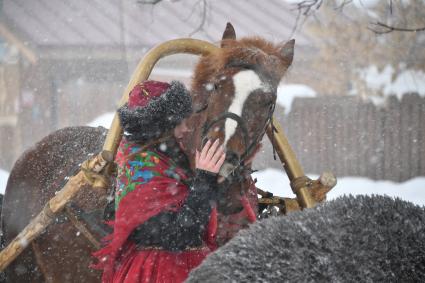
[0,152,111,271]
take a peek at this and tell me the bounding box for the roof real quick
[0,0,310,53]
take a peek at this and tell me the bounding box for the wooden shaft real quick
[64,206,101,250]
[102,38,219,156]
[266,118,316,209]
[0,172,87,271]
[0,23,38,64]
[0,152,108,271]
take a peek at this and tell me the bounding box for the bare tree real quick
[299,0,425,96]
[291,0,425,34]
[369,22,425,34]
[293,0,324,16]
[137,0,163,4]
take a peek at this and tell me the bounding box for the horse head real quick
[187,23,294,182]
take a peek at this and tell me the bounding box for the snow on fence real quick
[258,92,425,182]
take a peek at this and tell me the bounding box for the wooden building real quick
[0,0,310,170]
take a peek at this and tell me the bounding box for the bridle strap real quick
[202,102,276,182]
[239,101,276,165]
[198,69,277,183]
[202,112,249,149]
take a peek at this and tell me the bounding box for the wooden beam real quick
[0,151,110,271]
[0,23,38,64]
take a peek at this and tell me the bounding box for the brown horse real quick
[1,23,294,282]
[185,23,294,243]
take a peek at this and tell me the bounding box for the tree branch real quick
[137,0,163,5]
[188,0,207,37]
[334,0,353,12]
[368,21,425,34]
[290,0,354,35]
[292,0,323,17]
[289,0,322,36]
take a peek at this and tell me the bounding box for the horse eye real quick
[205,83,217,92]
[195,103,209,113]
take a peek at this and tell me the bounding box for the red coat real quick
[92,140,218,283]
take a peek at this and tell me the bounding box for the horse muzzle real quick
[219,162,237,179]
[218,151,242,180]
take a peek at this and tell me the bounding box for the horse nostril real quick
[226,151,240,166]
[219,152,240,179]
[219,162,235,179]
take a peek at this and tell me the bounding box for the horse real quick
[1,23,295,282]
[187,195,425,282]
[185,24,295,244]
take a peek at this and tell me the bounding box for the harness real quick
[198,60,279,183]
[201,96,276,184]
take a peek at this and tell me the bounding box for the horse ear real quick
[280,39,295,65]
[221,22,236,47]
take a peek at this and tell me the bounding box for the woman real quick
[93,80,226,283]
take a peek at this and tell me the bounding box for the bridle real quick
[200,97,276,184]
[196,59,279,184]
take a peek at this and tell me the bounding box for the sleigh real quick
[0,25,336,281]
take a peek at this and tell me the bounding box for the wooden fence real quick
[256,93,425,182]
[1,91,424,183]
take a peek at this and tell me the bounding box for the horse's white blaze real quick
[224,70,265,144]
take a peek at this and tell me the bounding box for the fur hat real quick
[118,80,192,143]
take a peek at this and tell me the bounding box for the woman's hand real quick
[196,139,226,174]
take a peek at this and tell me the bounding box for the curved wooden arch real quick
[102,38,220,156]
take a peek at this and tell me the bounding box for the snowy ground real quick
[1,166,423,206]
[253,168,425,206]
